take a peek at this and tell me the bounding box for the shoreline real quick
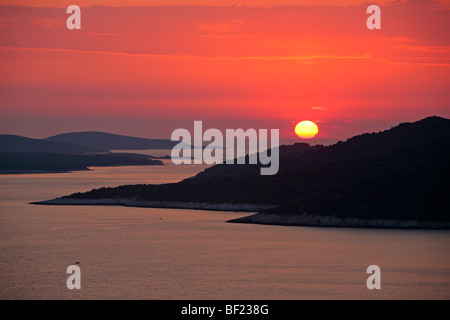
[0,163,165,175]
[228,212,450,229]
[31,197,275,212]
[0,169,87,174]
[31,197,450,229]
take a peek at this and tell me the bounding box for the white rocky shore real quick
[227,212,450,229]
[33,198,450,229]
[33,197,275,212]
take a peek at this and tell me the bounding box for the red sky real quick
[0,0,449,141]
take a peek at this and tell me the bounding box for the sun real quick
[295,121,319,139]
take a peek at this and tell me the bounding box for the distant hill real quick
[0,152,162,173]
[0,135,107,154]
[0,133,171,173]
[45,132,178,150]
[36,116,450,228]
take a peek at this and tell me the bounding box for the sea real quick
[0,153,449,299]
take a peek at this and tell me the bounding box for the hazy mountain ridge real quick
[0,134,107,154]
[0,132,173,173]
[0,152,163,173]
[35,116,450,228]
[45,131,178,150]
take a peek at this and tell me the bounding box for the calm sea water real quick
[0,161,449,299]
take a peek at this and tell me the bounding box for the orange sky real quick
[0,1,414,7]
[0,1,449,140]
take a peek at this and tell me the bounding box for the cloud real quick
[26,16,64,28]
[394,44,450,53]
[380,36,416,43]
[88,32,122,36]
[0,46,376,63]
[0,17,17,28]
[196,20,244,33]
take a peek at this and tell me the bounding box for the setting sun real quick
[295,121,319,139]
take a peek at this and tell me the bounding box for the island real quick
[0,152,163,174]
[33,116,450,229]
[0,132,174,174]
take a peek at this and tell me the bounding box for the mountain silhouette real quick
[45,132,178,150]
[0,135,106,154]
[0,152,163,173]
[0,134,170,173]
[36,116,450,228]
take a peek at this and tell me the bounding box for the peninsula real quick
[33,117,450,229]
